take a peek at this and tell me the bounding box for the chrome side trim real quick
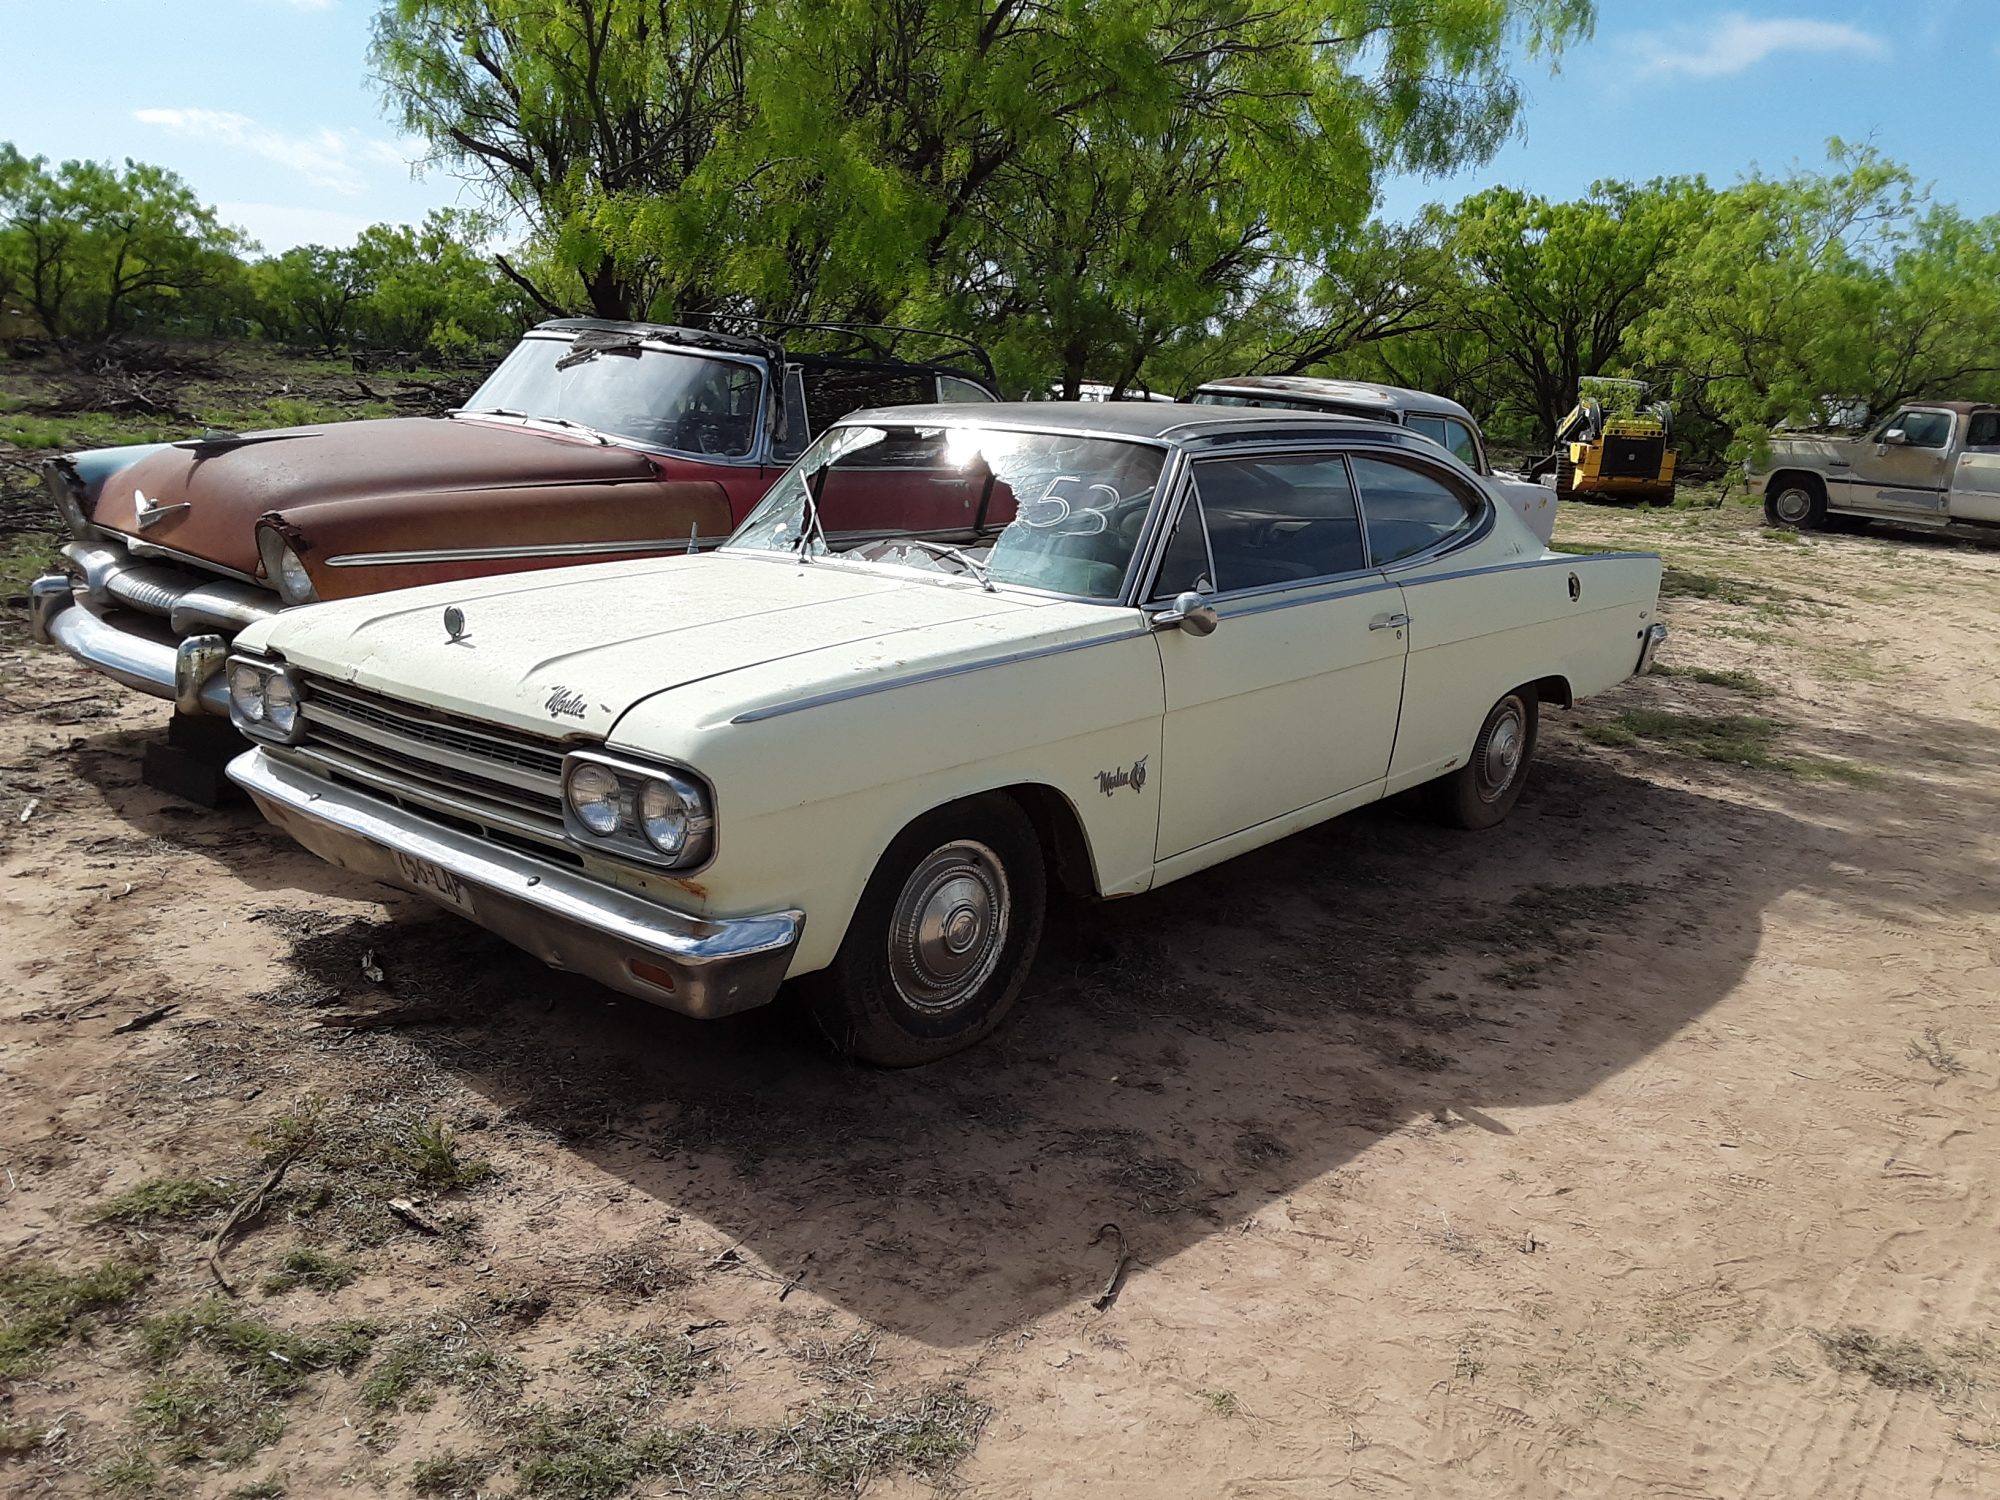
[326,536,711,568]
[1394,550,1656,588]
[730,628,1146,725]
[1216,576,1401,621]
[230,747,804,1020]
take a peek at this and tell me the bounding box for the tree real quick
[0,144,247,341]
[373,0,1597,389]
[1636,144,2000,447]
[252,244,374,350]
[1422,178,1711,444]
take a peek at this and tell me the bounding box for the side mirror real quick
[1882,428,1908,447]
[1149,590,1218,637]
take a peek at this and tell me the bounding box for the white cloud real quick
[1630,13,1888,80]
[132,107,414,196]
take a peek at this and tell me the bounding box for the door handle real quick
[1369,613,1411,631]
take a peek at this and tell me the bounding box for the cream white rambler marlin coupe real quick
[223,404,1666,1064]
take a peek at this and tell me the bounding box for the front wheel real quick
[1764,481,1825,530]
[802,794,1046,1066]
[1427,690,1539,831]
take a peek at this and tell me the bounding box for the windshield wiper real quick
[456,407,608,444]
[899,538,995,591]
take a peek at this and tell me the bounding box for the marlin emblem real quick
[1095,756,1149,797]
[132,488,191,529]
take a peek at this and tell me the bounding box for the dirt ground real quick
[3,500,1998,1500]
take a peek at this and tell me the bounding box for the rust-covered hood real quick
[89,417,658,575]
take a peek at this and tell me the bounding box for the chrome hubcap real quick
[888,840,1010,1011]
[1477,702,1526,802]
[1775,488,1811,523]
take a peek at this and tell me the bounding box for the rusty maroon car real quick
[29,319,999,739]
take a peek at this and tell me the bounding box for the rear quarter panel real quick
[1387,546,1663,793]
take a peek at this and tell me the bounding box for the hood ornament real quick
[132,488,191,529]
[443,605,470,644]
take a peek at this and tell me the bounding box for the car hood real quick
[238,552,1117,740]
[89,416,656,575]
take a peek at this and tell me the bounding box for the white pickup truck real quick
[1751,401,2000,534]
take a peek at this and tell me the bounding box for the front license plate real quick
[393,852,474,915]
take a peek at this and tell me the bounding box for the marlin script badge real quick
[544,686,589,720]
[1095,756,1148,797]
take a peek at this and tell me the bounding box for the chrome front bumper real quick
[229,747,805,1020]
[29,540,281,714]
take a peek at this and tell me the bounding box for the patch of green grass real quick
[96,1450,165,1496]
[394,1118,494,1192]
[135,1372,286,1464]
[357,1325,518,1413]
[260,1247,359,1296]
[411,1453,493,1496]
[574,1332,719,1408]
[1583,708,1881,784]
[504,1384,989,1500]
[140,1299,378,1393]
[0,1257,151,1376]
[1,533,64,597]
[248,1100,495,1244]
[1650,663,1772,697]
[228,1481,287,1499]
[1547,540,1626,556]
[1759,527,1804,543]
[91,1176,236,1225]
[0,1418,41,1455]
[1200,1388,1240,1416]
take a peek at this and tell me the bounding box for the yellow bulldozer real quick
[1532,377,1678,505]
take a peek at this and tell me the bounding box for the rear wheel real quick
[1428,690,1538,831]
[802,794,1046,1066]
[1765,480,1826,530]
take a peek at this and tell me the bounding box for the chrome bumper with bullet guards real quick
[229,747,805,1020]
[29,538,282,714]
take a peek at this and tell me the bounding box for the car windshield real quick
[727,423,1168,600]
[460,335,765,456]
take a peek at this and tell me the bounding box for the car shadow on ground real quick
[199,719,1991,1353]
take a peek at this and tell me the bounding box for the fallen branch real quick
[110,1004,177,1035]
[1089,1222,1130,1312]
[388,1197,445,1236]
[205,1156,296,1295]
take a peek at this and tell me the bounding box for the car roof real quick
[1191,374,1478,426]
[832,400,1458,451]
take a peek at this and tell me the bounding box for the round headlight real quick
[264,672,299,734]
[566,762,623,836]
[228,661,267,722]
[637,778,690,855]
[275,545,317,604]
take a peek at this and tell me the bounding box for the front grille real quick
[293,676,572,849]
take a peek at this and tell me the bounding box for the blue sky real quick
[3,1,1995,252]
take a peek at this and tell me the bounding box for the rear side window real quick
[1966,412,1999,448]
[1180,454,1368,592]
[937,375,996,403]
[1349,456,1479,565]
[1406,414,1482,470]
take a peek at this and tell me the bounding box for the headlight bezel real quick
[43,460,93,540]
[256,523,320,605]
[560,749,716,872]
[226,653,306,745]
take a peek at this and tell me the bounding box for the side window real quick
[1440,418,1482,470]
[771,367,810,463]
[1896,414,1944,450]
[1147,490,1214,601]
[1967,412,2000,448]
[937,374,996,403]
[1405,414,1447,447]
[1349,455,1480,565]
[1182,454,1367,592]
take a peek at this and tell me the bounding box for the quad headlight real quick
[226,654,305,743]
[560,751,715,869]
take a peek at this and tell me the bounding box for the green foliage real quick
[0,143,248,340]
[261,1248,360,1296]
[0,1258,151,1376]
[372,0,1595,390]
[91,1175,237,1224]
